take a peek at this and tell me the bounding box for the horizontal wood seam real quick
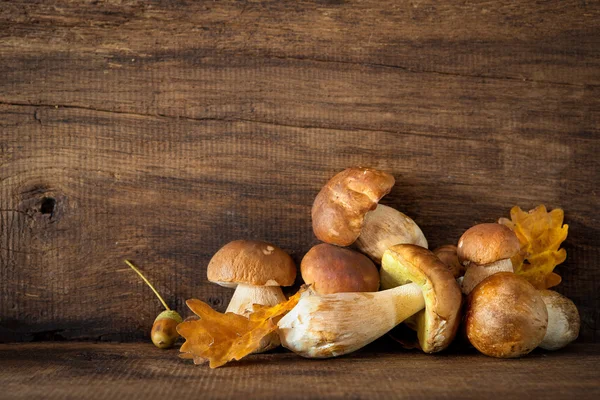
[267,55,599,88]
[0,101,487,142]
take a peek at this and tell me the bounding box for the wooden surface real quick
[0,342,599,399]
[1,0,600,343]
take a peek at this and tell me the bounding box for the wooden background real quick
[1,0,599,344]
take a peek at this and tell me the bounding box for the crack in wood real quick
[263,55,598,89]
[0,209,34,219]
[0,101,489,142]
[33,109,43,125]
[0,247,42,255]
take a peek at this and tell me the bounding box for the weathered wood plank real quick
[0,0,599,343]
[1,104,598,342]
[1,54,599,137]
[1,0,599,86]
[0,342,599,399]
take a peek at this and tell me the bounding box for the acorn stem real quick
[124,259,170,311]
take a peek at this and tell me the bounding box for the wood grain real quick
[1,0,599,342]
[1,342,599,399]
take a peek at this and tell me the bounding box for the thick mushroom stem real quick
[461,258,513,295]
[226,283,286,352]
[355,205,428,262]
[277,283,425,358]
[226,284,287,315]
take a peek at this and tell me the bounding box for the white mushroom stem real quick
[277,282,425,358]
[226,283,287,353]
[355,204,428,262]
[539,290,580,350]
[226,284,287,315]
[461,258,513,295]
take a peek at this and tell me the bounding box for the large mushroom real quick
[457,223,521,294]
[465,272,548,358]
[207,240,296,315]
[301,243,379,294]
[311,167,427,262]
[380,244,463,353]
[278,244,462,357]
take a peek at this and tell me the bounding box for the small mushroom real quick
[433,244,465,279]
[539,290,580,350]
[457,223,521,294]
[207,240,296,352]
[278,244,461,358]
[465,272,548,358]
[301,243,379,294]
[311,167,427,262]
[207,240,296,315]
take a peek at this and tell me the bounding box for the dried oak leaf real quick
[177,291,302,368]
[499,205,568,289]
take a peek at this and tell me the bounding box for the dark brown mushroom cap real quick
[301,243,379,294]
[457,223,520,265]
[380,244,462,353]
[207,240,296,287]
[466,272,548,358]
[311,167,395,246]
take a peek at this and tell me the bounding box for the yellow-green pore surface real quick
[380,244,462,353]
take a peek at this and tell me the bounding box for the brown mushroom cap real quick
[539,290,580,350]
[301,243,379,294]
[311,167,395,246]
[433,245,465,278]
[207,240,296,287]
[466,272,548,358]
[380,244,462,353]
[457,223,520,265]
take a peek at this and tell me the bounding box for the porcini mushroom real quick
[433,245,465,279]
[380,244,463,353]
[457,223,521,294]
[539,290,580,350]
[301,243,379,294]
[207,240,296,352]
[278,244,461,357]
[311,167,427,262]
[465,272,548,358]
[207,240,296,315]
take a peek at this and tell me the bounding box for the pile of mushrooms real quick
[279,244,462,357]
[200,166,579,361]
[278,167,461,357]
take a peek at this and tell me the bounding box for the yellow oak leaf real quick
[177,290,302,368]
[499,205,568,289]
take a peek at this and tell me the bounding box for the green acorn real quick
[125,260,182,349]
